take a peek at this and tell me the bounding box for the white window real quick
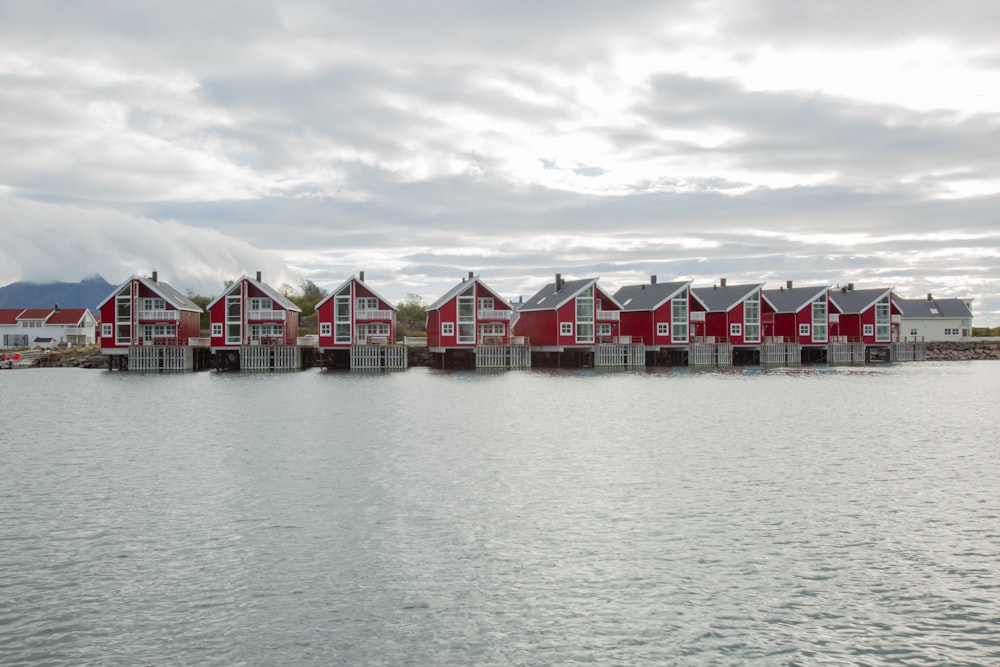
[320,322,331,336]
[730,323,742,337]
[909,328,918,336]
[657,322,670,337]
[799,323,810,337]
[875,296,891,342]
[671,292,688,342]
[249,297,272,312]
[226,295,242,344]
[575,296,593,343]
[442,322,454,336]
[561,322,573,336]
[211,323,223,337]
[863,324,874,336]
[457,296,475,344]
[597,323,611,337]
[477,297,494,311]
[335,294,351,343]
[356,297,379,311]
[102,323,113,338]
[141,298,166,311]
[743,292,760,342]
[811,300,828,343]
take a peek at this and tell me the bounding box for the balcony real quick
[356,309,392,321]
[478,309,512,321]
[596,310,620,321]
[248,309,287,321]
[138,309,179,321]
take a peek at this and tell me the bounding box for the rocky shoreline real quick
[924,340,1000,361]
[16,340,1000,369]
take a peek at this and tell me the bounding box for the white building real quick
[893,295,973,341]
[0,307,98,349]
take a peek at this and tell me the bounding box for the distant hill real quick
[0,276,114,312]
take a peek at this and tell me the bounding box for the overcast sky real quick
[2,1,998,322]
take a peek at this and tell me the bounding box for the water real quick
[1,362,999,665]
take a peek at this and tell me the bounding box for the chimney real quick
[151,270,158,283]
[555,273,562,291]
[848,283,855,291]
[256,270,262,282]
[468,271,474,279]
[54,303,59,311]
[786,280,793,289]
[650,275,657,285]
[720,278,727,287]
[359,270,365,282]
[927,293,933,301]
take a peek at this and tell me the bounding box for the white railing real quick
[356,309,392,320]
[248,309,287,321]
[478,309,511,321]
[356,335,390,345]
[597,310,620,321]
[297,336,318,347]
[891,314,901,323]
[690,312,706,322]
[188,337,211,348]
[138,310,179,321]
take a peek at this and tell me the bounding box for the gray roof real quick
[613,281,690,311]
[519,277,597,312]
[690,283,762,312]
[427,275,510,312]
[315,274,398,311]
[207,275,301,312]
[828,287,890,314]
[761,285,829,314]
[97,274,203,312]
[894,297,973,319]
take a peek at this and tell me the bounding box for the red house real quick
[207,272,301,349]
[425,272,523,368]
[97,272,203,356]
[511,275,623,365]
[313,272,409,369]
[689,280,763,345]
[761,282,830,345]
[827,286,896,345]
[427,273,514,349]
[614,276,692,349]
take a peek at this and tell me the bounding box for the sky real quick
[2,1,998,323]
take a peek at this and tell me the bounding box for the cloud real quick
[1,1,999,323]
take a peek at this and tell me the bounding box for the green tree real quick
[396,293,427,339]
[287,280,328,317]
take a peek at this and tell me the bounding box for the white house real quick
[0,307,98,349]
[893,294,974,341]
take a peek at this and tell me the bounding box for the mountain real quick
[0,276,114,312]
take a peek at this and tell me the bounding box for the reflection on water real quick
[1,363,999,666]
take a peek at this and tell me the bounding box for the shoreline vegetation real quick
[10,340,1000,369]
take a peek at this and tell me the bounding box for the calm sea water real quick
[1,362,998,666]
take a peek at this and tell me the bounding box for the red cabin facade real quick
[97,272,202,354]
[426,273,514,350]
[761,284,830,345]
[614,277,692,348]
[207,272,301,349]
[511,275,622,349]
[689,282,764,345]
[315,272,397,348]
[828,287,896,344]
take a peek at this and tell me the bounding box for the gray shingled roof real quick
[690,283,762,312]
[97,274,203,312]
[828,287,890,314]
[613,281,689,311]
[206,274,301,312]
[894,297,973,319]
[761,285,829,313]
[519,277,596,311]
